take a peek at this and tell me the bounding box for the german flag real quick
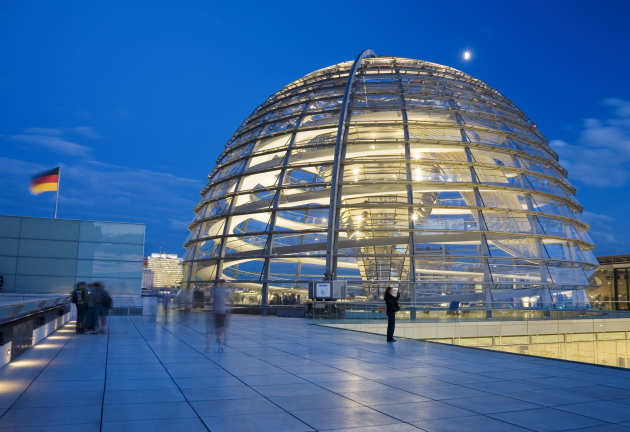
[30,167,60,195]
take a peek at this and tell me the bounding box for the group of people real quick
[70,282,113,334]
[269,292,301,305]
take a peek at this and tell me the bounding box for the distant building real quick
[146,253,183,288]
[588,255,630,310]
[0,215,145,296]
[141,268,154,290]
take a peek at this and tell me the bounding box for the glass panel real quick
[196,197,232,221]
[289,144,335,164]
[22,218,80,241]
[524,175,569,198]
[223,235,267,254]
[488,238,542,259]
[15,275,77,294]
[408,126,461,141]
[16,257,76,277]
[484,211,534,234]
[408,145,466,162]
[547,265,589,286]
[293,127,337,147]
[195,238,222,260]
[406,110,455,123]
[349,109,402,123]
[202,178,237,201]
[79,222,145,244]
[77,260,142,278]
[254,133,292,153]
[488,261,544,284]
[0,215,21,237]
[218,142,254,165]
[272,232,328,249]
[78,242,143,261]
[232,212,272,234]
[223,259,264,280]
[19,239,78,259]
[470,148,517,167]
[0,256,16,274]
[211,159,246,182]
[236,170,281,194]
[345,141,405,161]
[475,167,520,187]
[301,112,339,128]
[0,237,18,255]
[348,125,404,140]
[479,190,528,210]
[197,219,225,239]
[275,208,328,231]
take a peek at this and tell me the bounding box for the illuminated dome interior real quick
[183,50,598,308]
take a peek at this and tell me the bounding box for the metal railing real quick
[0,294,71,325]
[307,300,630,322]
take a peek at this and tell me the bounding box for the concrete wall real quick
[0,215,145,296]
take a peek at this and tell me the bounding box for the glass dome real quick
[183,51,597,309]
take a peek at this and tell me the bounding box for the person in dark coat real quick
[92,282,112,334]
[71,282,88,333]
[384,286,400,342]
[86,283,99,333]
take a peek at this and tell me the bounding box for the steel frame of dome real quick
[183,50,598,309]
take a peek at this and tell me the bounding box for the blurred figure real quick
[384,286,400,343]
[93,282,112,334]
[71,282,88,333]
[86,283,99,333]
[213,279,230,352]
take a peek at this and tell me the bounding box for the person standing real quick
[71,282,88,333]
[213,279,230,352]
[384,286,400,343]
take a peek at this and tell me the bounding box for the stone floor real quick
[1,312,630,431]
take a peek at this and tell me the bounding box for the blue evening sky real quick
[1,1,629,257]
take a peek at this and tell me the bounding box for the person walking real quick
[384,286,400,342]
[213,279,230,352]
[93,282,112,334]
[86,283,99,333]
[71,282,88,333]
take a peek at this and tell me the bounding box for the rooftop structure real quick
[183,50,597,308]
[0,215,145,295]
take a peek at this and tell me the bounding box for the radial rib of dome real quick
[183,54,598,308]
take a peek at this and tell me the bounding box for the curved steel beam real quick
[324,49,376,279]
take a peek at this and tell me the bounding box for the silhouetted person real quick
[213,279,230,352]
[384,286,400,342]
[71,282,88,333]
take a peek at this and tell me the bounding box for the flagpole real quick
[54,166,61,219]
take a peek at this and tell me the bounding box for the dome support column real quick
[447,95,496,307]
[325,49,376,281]
[394,61,418,318]
[260,103,310,306]
[513,155,554,308]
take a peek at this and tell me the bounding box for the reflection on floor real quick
[430,332,630,369]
